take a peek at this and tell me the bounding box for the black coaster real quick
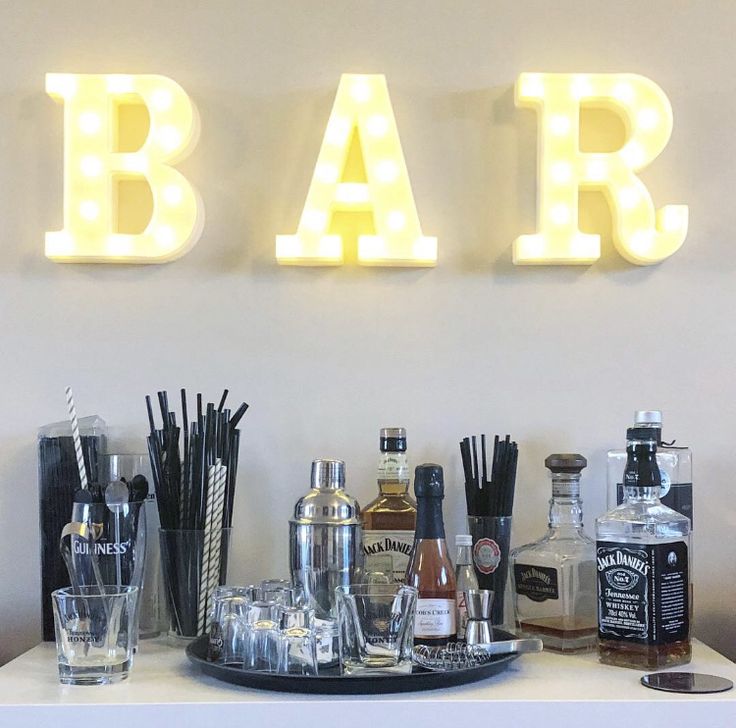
[641,672,734,694]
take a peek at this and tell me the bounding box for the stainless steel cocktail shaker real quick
[289,459,363,619]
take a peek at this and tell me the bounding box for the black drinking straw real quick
[145,388,249,636]
[460,432,518,518]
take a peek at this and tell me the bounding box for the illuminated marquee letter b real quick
[45,73,203,263]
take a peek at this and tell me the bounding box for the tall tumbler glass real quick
[467,516,513,626]
[159,528,232,639]
[100,454,167,638]
[60,495,146,652]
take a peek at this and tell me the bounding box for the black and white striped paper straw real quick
[64,386,88,490]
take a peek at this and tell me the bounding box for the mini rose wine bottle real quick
[405,463,457,646]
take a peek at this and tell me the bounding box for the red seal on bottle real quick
[473,538,501,574]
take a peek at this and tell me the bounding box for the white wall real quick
[1,0,734,664]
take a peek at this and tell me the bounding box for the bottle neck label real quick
[377,453,409,482]
[415,497,446,539]
[596,540,689,646]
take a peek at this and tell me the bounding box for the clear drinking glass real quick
[363,554,393,585]
[278,606,318,675]
[60,495,147,653]
[336,583,417,675]
[467,515,513,626]
[52,586,138,685]
[244,601,281,672]
[208,594,250,664]
[100,453,167,639]
[159,528,232,639]
[315,617,339,667]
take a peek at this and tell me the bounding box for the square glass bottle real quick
[510,454,597,653]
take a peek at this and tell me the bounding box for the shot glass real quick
[261,579,304,607]
[208,594,250,664]
[244,601,281,672]
[278,606,318,675]
[336,583,417,675]
[314,617,339,667]
[52,586,138,685]
[363,554,394,585]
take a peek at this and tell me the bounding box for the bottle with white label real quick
[405,463,457,646]
[455,534,479,641]
[362,428,416,584]
[597,427,691,669]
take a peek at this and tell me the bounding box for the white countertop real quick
[0,639,734,727]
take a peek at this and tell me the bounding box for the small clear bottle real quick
[597,427,691,670]
[454,535,479,641]
[510,454,597,653]
[607,411,693,526]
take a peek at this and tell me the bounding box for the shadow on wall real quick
[0,438,42,666]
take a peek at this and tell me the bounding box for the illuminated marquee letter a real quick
[277,74,436,266]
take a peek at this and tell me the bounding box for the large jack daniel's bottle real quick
[596,427,691,669]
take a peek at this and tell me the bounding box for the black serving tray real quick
[185,629,521,695]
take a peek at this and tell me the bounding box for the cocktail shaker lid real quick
[291,459,361,525]
[311,458,345,490]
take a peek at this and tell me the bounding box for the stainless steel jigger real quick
[464,589,494,645]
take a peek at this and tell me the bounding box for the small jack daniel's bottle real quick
[596,428,691,669]
[362,428,417,584]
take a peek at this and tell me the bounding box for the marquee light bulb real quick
[637,108,660,131]
[374,159,399,183]
[550,114,572,136]
[387,210,406,231]
[78,112,101,134]
[80,155,103,177]
[162,184,184,206]
[366,114,389,137]
[151,89,173,111]
[350,80,372,103]
[79,200,100,221]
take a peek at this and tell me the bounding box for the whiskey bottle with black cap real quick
[597,427,691,669]
[362,428,417,584]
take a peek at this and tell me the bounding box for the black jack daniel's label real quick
[514,564,559,602]
[596,541,688,645]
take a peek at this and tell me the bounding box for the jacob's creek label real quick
[415,598,456,639]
